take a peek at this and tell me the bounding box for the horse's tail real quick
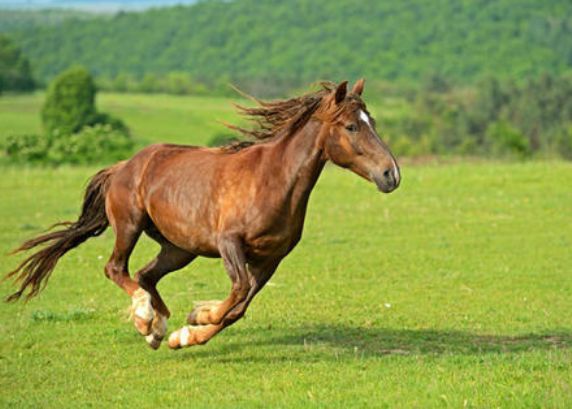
[4,165,118,302]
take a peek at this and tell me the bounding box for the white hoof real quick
[168,326,198,349]
[145,314,168,350]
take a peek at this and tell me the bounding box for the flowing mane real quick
[227,82,339,142]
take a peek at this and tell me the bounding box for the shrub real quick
[41,66,97,135]
[87,112,130,135]
[4,65,135,165]
[485,121,531,159]
[207,132,240,147]
[556,126,572,160]
[3,125,134,165]
[3,134,49,164]
[47,124,134,165]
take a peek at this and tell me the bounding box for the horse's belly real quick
[146,197,220,257]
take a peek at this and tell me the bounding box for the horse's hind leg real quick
[105,222,153,335]
[104,190,152,335]
[135,239,196,349]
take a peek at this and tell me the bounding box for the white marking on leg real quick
[132,289,153,321]
[179,326,191,346]
[168,331,179,348]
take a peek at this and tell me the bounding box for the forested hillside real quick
[8,0,572,89]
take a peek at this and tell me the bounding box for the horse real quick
[5,79,400,350]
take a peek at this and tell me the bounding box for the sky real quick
[0,0,198,11]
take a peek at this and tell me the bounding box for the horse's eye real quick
[345,123,358,133]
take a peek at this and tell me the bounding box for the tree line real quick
[5,0,571,93]
[384,74,572,160]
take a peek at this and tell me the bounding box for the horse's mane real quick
[225,82,337,145]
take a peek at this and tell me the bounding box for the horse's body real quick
[6,80,400,349]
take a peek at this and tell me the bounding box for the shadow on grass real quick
[182,324,572,362]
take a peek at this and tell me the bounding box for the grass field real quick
[0,91,408,148]
[0,92,241,147]
[1,93,572,408]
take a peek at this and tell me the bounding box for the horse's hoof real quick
[168,326,199,349]
[145,314,167,349]
[168,330,182,349]
[145,333,162,350]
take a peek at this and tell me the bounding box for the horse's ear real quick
[334,81,348,104]
[352,78,365,96]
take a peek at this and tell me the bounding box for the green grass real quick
[0,93,571,408]
[0,92,402,148]
[0,92,241,148]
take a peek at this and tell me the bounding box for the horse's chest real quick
[245,217,304,259]
[247,232,298,260]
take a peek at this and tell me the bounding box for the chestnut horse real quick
[6,79,400,350]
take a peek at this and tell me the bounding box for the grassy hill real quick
[6,0,572,89]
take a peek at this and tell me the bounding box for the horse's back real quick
[109,143,232,254]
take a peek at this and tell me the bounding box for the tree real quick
[41,66,97,135]
[5,65,133,165]
[0,34,35,93]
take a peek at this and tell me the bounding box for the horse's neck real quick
[271,119,327,212]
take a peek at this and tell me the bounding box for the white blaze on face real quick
[361,110,400,182]
[359,110,374,132]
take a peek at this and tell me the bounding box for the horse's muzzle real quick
[373,166,401,193]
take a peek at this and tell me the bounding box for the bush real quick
[3,125,134,165]
[47,124,134,165]
[41,66,97,135]
[3,67,134,165]
[87,112,130,135]
[4,65,134,165]
[485,121,531,159]
[556,127,572,160]
[3,134,49,164]
[207,132,240,147]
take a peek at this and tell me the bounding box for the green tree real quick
[5,65,133,165]
[0,34,35,93]
[41,66,97,135]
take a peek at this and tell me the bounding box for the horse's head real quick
[319,79,400,193]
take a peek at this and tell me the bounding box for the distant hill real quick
[6,0,572,89]
[0,9,101,33]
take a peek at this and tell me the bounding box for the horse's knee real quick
[137,273,154,291]
[104,262,118,279]
[233,281,250,301]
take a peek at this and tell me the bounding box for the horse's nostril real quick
[383,169,392,178]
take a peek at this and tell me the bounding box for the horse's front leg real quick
[189,235,250,326]
[168,246,278,349]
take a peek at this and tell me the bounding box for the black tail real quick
[5,166,116,302]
